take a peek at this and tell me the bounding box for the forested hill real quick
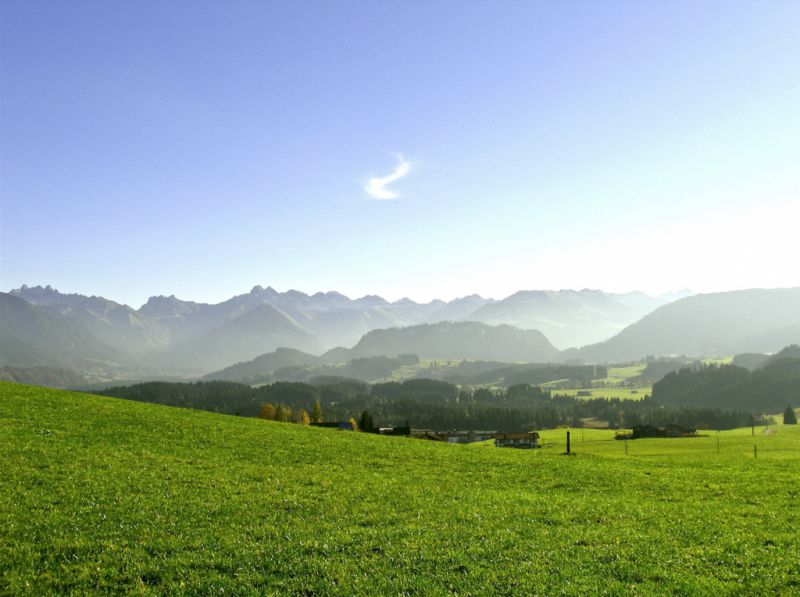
[652,345,800,412]
[339,321,560,362]
[574,288,800,362]
[202,348,322,382]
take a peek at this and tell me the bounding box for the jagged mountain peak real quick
[3,283,696,378]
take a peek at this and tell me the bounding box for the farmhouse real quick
[494,431,540,449]
[445,430,497,443]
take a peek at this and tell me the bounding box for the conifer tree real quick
[358,410,374,433]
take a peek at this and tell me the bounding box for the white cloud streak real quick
[364,154,411,200]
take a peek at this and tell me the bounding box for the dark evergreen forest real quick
[97,375,772,432]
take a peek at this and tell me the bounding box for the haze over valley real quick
[3,283,799,387]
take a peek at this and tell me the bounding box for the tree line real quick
[97,377,766,432]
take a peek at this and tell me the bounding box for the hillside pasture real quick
[553,387,652,400]
[1,382,799,594]
[605,364,646,383]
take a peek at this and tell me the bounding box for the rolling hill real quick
[339,321,560,362]
[574,288,800,362]
[1,382,798,593]
[202,347,322,382]
[652,343,800,412]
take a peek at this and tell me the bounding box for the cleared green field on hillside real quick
[553,387,652,400]
[1,382,799,594]
[388,359,461,381]
[605,364,646,383]
[704,356,735,366]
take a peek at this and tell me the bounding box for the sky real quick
[2,1,799,308]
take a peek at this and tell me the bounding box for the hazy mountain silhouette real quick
[0,292,122,369]
[466,289,666,349]
[574,288,800,362]
[0,365,88,388]
[171,304,323,372]
[11,285,170,356]
[2,283,699,378]
[425,294,493,323]
[202,347,321,382]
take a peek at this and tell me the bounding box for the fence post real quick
[566,431,571,454]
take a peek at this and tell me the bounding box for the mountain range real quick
[571,288,800,362]
[2,284,799,384]
[1,284,670,375]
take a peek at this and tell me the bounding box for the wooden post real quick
[566,431,571,454]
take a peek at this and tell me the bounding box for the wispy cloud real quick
[364,154,411,200]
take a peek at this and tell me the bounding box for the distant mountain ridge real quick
[4,284,800,382]
[467,289,666,348]
[573,288,800,362]
[0,293,122,370]
[8,283,669,351]
[3,285,501,376]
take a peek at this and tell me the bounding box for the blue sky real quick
[2,1,799,307]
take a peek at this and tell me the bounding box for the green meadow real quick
[551,387,652,400]
[388,359,462,381]
[1,381,799,594]
[605,365,647,383]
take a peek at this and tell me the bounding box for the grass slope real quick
[2,382,799,594]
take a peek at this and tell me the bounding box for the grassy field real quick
[552,387,652,400]
[544,364,651,400]
[2,382,799,594]
[605,364,646,383]
[704,356,734,366]
[388,359,462,381]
